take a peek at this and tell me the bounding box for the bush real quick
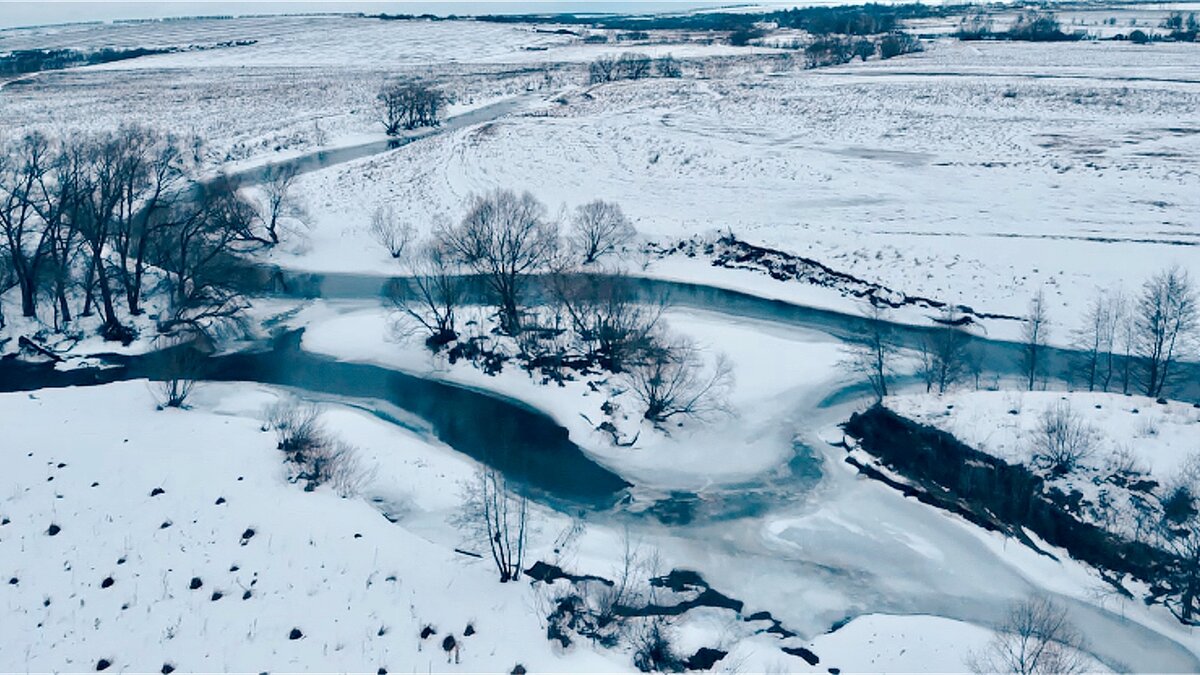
[1031,402,1098,475]
[631,617,684,673]
[616,52,652,80]
[729,27,764,46]
[1129,29,1152,44]
[655,54,682,78]
[264,401,375,496]
[805,36,854,67]
[265,400,325,455]
[152,335,204,409]
[853,38,876,61]
[305,438,376,497]
[1006,11,1081,42]
[879,31,923,59]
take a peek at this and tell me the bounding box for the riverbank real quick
[840,402,1199,660]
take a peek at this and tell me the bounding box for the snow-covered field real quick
[0,381,629,671]
[889,389,1200,483]
[0,15,775,171]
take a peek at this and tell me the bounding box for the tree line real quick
[845,265,1198,402]
[588,53,682,84]
[377,80,445,135]
[955,11,1085,42]
[0,126,299,344]
[802,31,922,67]
[476,3,944,36]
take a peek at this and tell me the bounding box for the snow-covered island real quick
[2,2,1199,672]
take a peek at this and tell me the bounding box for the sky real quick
[0,1,751,29]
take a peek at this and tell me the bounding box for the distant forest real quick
[472,4,959,35]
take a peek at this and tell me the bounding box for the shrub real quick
[265,400,325,455]
[880,31,923,59]
[631,617,684,673]
[1129,29,1151,44]
[1030,402,1098,475]
[729,27,763,46]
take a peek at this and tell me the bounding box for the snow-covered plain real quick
[0,382,628,672]
[889,389,1200,484]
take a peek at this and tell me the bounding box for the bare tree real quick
[588,55,618,84]
[0,133,55,320]
[455,469,528,583]
[1071,289,1122,392]
[554,271,664,373]
[388,240,463,349]
[39,143,89,328]
[624,335,733,423]
[916,313,971,394]
[1020,289,1050,391]
[73,132,134,339]
[1135,266,1197,398]
[377,79,444,135]
[1118,295,1137,395]
[107,124,186,316]
[879,31,923,59]
[655,54,682,78]
[969,597,1091,675]
[259,164,297,245]
[589,53,653,83]
[438,189,559,335]
[1030,401,1097,475]
[569,200,636,265]
[369,202,414,259]
[616,52,653,80]
[842,302,896,401]
[0,248,14,329]
[151,178,250,336]
[593,529,649,627]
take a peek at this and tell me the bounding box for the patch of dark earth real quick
[530,562,848,670]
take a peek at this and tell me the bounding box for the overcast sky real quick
[0,1,756,29]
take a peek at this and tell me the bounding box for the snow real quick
[256,36,1200,345]
[5,9,1200,672]
[887,389,1200,483]
[807,613,994,673]
[0,378,1034,674]
[288,297,1200,671]
[295,299,848,490]
[0,381,629,672]
[7,17,1200,345]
